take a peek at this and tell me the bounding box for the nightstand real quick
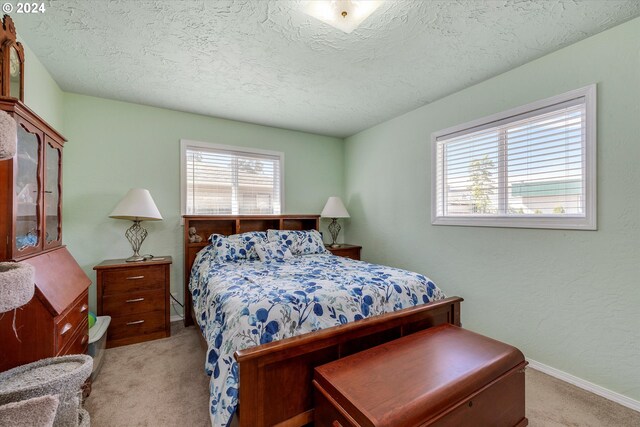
[94,256,172,348]
[325,244,361,260]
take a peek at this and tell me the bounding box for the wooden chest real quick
[313,324,527,427]
[95,257,172,348]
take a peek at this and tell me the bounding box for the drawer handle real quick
[81,334,89,345]
[126,275,145,280]
[125,298,145,303]
[332,421,343,427]
[80,304,88,313]
[126,320,145,326]
[60,323,73,335]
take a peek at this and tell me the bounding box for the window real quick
[432,85,596,230]
[181,140,283,215]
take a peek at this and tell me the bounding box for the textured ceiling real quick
[14,0,640,137]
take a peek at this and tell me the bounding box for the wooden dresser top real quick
[94,256,173,270]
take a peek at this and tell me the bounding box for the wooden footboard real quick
[234,296,463,427]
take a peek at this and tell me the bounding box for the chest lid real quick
[314,324,525,427]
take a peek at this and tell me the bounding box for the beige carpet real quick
[85,323,210,426]
[85,323,640,426]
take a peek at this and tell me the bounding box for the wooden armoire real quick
[0,14,90,372]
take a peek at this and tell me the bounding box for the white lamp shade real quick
[321,196,350,218]
[109,188,163,221]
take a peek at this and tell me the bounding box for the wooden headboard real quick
[182,215,320,327]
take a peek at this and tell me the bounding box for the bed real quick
[183,215,463,427]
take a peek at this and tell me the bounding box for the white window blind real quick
[182,141,283,215]
[432,85,596,230]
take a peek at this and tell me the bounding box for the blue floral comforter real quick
[189,246,446,427]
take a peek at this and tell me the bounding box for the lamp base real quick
[330,243,341,248]
[124,220,148,263]
[328,218,342,247]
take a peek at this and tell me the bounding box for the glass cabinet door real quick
[14,120,42,254]
[44,140,62,248]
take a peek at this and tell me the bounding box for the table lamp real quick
[109,188,163,262]
[321,196,350,248]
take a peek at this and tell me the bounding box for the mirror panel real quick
[9,46,21,99]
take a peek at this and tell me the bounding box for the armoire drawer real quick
[55,290,89,352]
[57,318,89,356]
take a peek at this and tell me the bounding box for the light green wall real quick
[62,93,344,315]
[345,17,640,400]
[21,41,64,131]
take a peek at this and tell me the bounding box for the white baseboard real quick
[527,359,640,412]
[170,314,183,323]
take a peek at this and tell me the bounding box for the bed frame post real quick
[452,299,461,327]
[184,217,194,327]
[237,359,261,427]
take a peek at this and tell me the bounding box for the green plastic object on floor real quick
[88,311,96,329]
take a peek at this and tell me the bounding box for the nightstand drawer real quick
[55,291,89,352]
[102,265,165,295]
[108,311,166,342]
[102,289,165,316]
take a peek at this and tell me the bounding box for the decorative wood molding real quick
[1,14,17,41]
[0,14,24,101]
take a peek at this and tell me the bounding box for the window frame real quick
[431,84,597,230]
[180,139,285,217]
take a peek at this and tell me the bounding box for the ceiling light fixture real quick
[301,1,383,34]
